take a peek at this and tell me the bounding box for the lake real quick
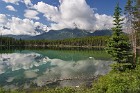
[0,48,112,89]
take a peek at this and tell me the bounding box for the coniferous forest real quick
[0,36,131,48]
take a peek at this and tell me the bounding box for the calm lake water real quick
[0,49,112,89]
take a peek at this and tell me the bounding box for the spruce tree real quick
[106,3,132,64]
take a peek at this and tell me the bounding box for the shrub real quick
[92,65,140,93]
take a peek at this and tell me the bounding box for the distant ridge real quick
[27,28,112,40]
[4,28,112,40]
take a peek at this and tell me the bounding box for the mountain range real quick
[3,28,112,40]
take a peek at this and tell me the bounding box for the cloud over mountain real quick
[34,0,113,31]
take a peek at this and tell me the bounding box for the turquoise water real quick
[0,49,112,89]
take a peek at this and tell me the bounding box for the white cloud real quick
[23,0,33,6]
[24,10,39,20]
[0,14,47,35]
[8,17,36,35]
[95,14,113,30]
[0,14,8,24]
[3,0,33,7]
[33,0,113,31]
[6,5,17,11]
[34,1,59,22]
[3,0,20,5]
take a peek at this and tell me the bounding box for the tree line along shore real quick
[1,35,140,48]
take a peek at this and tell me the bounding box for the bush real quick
[92,65,140,93]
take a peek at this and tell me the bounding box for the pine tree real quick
[106,3,132,65]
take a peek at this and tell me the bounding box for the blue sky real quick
[0,0,127,17]
[87,0,127,15]
[0,0,127,35]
